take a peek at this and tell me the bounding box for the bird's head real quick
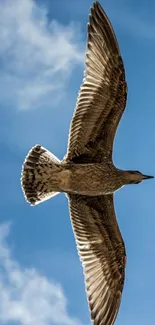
[125,170,154,184]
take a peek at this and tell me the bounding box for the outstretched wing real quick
[68,193,126,325]
[65,1,127,163]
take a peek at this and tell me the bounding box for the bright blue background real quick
[0,0,155,324]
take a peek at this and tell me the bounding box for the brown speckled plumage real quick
[21,2,153,325]
[21,145,61,205]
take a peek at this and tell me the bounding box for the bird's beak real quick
[142,174,154,180]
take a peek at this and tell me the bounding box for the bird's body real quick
[22,148,124,196]
[21,2,153,325]
[60,162,124,195]
[35,160,125,195]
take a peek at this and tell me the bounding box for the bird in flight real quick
[21,2,153,325]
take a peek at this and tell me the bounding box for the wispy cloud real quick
[0,222,82,325]
[0,0,83,110]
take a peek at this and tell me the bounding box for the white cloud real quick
[0,222,82,325]
[0,0,83,110]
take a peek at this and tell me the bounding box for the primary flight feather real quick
[21,2,153,325]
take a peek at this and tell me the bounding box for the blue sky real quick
[0,0,155,324]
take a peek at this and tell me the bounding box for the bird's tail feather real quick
[21,145,61,205]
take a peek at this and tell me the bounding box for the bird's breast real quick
[57,170,72,192]
[59,164,121,196]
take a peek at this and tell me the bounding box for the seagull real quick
[21,2,153,325]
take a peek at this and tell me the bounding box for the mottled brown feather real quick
[68,193,126,325]
[64,1,127,164]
